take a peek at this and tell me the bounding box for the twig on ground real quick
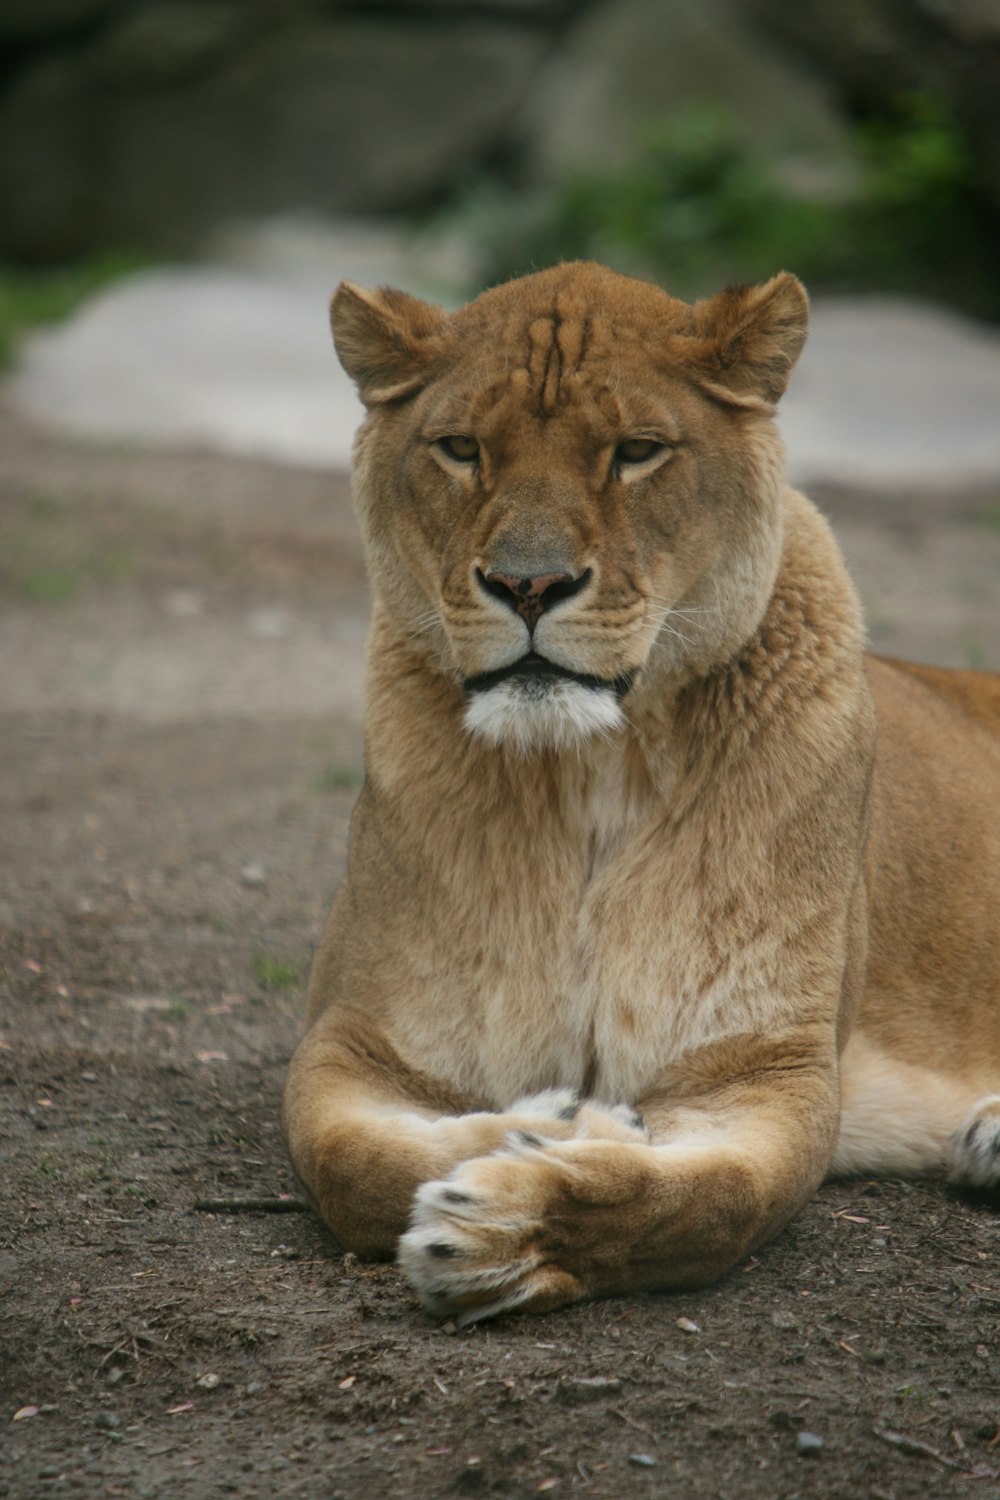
[874,1427,1000,1480]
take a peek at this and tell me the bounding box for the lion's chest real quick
[414,772,747,1109]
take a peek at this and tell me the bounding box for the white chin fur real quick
[463,678,625,754]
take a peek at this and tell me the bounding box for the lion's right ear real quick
[331,282,447,406]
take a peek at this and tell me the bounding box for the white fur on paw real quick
[398,1174,541,1325]
[508,1089,649,1143]
[948,1095,1000,1190]
[574,1099,650,1142]
[509,1087,582,1122]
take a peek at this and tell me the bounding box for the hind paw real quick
[948,1095,1000,1191]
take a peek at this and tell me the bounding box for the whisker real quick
[645,604,695,648]
[641,595,716,618]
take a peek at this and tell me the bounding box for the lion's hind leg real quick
[948,1096,1000,1193]
[835,1032,1000,1184]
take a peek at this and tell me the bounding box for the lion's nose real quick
[477,567,593,629]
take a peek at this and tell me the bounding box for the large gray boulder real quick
[523,0,853,184]
[0,7,552,260]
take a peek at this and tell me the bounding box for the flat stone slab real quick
[9,268,357,471]
[779,298,1000,487]
[8,260,1000,489]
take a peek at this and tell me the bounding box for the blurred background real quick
[3,0,1000,483]
[2,0,1000,308]
[3,0,1000,482]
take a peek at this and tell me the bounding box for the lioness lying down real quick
[283,261,1000,1323]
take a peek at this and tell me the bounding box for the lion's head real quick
[332,261,808,754]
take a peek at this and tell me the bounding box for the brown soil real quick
[1,405,998,1500]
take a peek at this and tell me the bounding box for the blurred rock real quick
[92,2,251,83]
[0,0,116,42]
[524,0,853,185]
[779,298,1000,488]
[8,266,358,469]
[0,9,551,260]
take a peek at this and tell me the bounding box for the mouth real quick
[463,651,633,701]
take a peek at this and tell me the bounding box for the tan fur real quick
[282,262,1000,1322]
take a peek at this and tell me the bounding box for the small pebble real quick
[240,861,267,888]
[795,1430,824,1457]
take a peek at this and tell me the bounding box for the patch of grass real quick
[893,1384,928,1403]
[973,503,1000,533]
[0,250,150,369]
[252,951,303,991]
[20,568,79,603]
[314,764,364,793]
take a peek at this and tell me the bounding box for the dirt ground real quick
[1,402,998,1500]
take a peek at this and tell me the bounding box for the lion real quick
[282,261,1000,1324]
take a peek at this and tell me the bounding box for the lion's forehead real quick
[433,304,685,442]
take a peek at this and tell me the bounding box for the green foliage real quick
[439,97,996,316]
[252,951,302,992]
[0,249,149,368]
[849,95,988,306]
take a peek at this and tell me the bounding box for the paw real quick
[948,1095,1000,1191]
[509,1089,649,1145]
[398,1145,587,1325]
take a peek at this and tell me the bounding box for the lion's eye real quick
[436,435,480,464]
[615,438,663,466]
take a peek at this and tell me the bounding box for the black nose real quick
[477,567,592,628]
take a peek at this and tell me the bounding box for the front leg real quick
[399,1028,839,1322]
[282,1006,647,1258]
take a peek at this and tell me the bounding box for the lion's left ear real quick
[690,273,809,406]
[331,282,448,406]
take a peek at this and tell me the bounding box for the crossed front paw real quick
[398,1142,590,1324]
[507,1088,649,1146]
